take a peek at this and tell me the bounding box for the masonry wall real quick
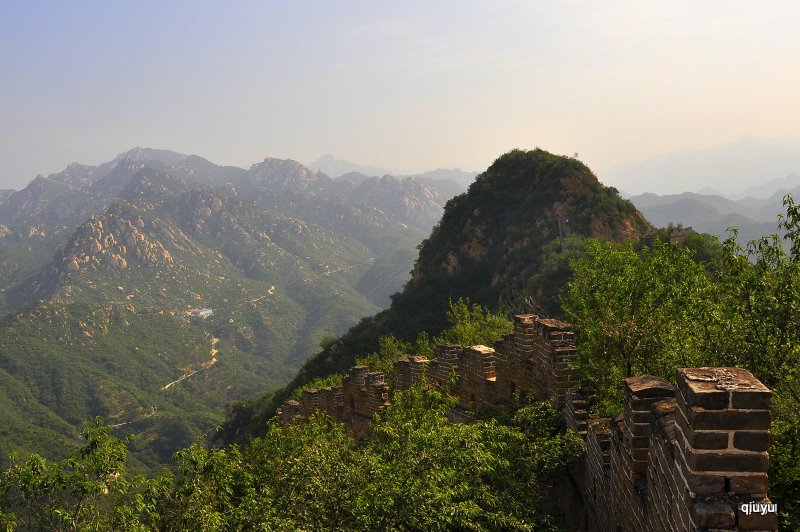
[277,364,389,438]
[566,369,778,531]
[275,316,777,531]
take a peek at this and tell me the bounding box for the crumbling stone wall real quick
[277,364,388,438]
[567,368,777,531]
[276,316,777,531]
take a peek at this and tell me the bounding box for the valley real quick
[0,147,466,468]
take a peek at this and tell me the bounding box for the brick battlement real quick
[275,318,777,530]
[567,368,777,530]
[277,314,580,434]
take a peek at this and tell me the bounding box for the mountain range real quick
[8,144,794,468]
[0,147,465,468]
[629,184,798,245]
[308,153,479,187]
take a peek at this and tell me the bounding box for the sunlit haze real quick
[2,0,800,194]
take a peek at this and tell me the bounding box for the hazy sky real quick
[2,1,800,191]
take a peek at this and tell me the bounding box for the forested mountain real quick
[0,148,461,468]
[220,148,651,441]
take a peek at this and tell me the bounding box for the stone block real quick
[677,376,729,410]
[631,459,649,475]
[627,433,651,449]
[630,396,676,413]
[686,448,769,472]
[728,472,769,495]
[733,430,771,452]
[691,499,735,528]
[628,421,653,437]
[630,446,650,461]
[697,407,770,431]
[675,409,729,449]
[625,375,675,398]
[676,453,727,493]
[650,398,676,418]
[731,388,772,410]
[626,407,652,424]
[677,367,770,411]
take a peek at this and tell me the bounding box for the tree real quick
[433,298,512,348]
[562,238,712,412]
[0,418,154,531]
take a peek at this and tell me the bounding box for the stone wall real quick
[567,368,778,531]
[278,364,389,438]
[275,315,778,530]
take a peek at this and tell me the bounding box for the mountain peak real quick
[412,148,649,286]
[115,147,187,165]
[247,158,328,191]
[308,154,390,179]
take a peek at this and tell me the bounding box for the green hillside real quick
[220,148,651,442]
[0,150,449,468]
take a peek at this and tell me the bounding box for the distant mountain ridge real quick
[606,137,800,195]
[629,185,798,245]
[308,153,478,187]
[308,154,390,179]
[0,146,473,468]
[741,172,800,199]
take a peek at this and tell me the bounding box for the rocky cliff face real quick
[246,158,329,193]
[350,175,445,230]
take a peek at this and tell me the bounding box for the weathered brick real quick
[631,459,649,474]
[627,433,651,449]
[678,367,770,410]
[728,472,769,495]
[676,452,728,493]
[677,377,729,410]
[686,449,769,472]
[675,409,729,449]
[733,430,771,452]
[625,375,675,399]
[684,407,771,431]
[731,388,772,410]
[691,499,735,528]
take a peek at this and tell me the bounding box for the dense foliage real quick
[225,297,512,442]
[563,196,800,529]
[0,387,582,530]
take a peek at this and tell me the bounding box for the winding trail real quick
[161,336,219,390]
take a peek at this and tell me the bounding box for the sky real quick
[2,0,800,192]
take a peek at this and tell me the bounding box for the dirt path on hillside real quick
[161,336,219,390]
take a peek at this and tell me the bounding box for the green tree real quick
[433,298,512,348]
[562,238,712,412]
[0,418,154,531]
[150,383,580,531]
